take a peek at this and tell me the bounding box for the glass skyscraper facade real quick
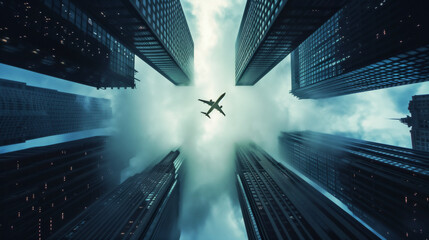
[0,79,112,146]
[401,94,429,152]
[235,0,346,85]
[291,0,429,99]
[235,143,378,240]
[0,0,136,89]
[0,137,114,240]
[49,150,183,239]
[279,131,429,239]
[74,0,194,85]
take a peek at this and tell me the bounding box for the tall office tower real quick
[279,131,429,239]
[74,0,194,85]
[0,137,114,240]
[235,143,378,240]
[0,79,112,146]
[291,0,429,99]
[0,0,136,89]
[50,150,184,240]
[235,0,347,85]
[400,94,429,152]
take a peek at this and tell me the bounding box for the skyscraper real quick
[235,143,378,240]
[74,0,194,85]
[49,150,184,240]
[0,79,112,146]
[235,0,346,85]
[291,0,429,99]
[279,131,429,239]
[0,137,114,240]
[400,94,429,152]
[0,1,136,89]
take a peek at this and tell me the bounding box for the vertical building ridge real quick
[73,0,194,85]
[235,0,346,85]
[48,150,184,240]
[235,142,379,240]
[279,131,429,239]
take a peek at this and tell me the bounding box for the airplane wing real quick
[199,93,226,117]
[214,105,225,116]
[198,99,212,106]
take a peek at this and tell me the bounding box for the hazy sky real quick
[110,0,429,239]
[1,0,429,239]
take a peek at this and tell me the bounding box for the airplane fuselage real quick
[199,93,226,118]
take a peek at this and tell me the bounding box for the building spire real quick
[389,116,412,127]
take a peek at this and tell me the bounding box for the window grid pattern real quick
[0,1,136,89]
[407,95,429,151]
[49,151,182,239]
[235,0,346,85]
[236,143,378,240]
[291,0,429,99]
[133,0,193,84]
[79,0,194,85]
[0,79,112,146]
[0,137,111,239]
[280,131,429,239]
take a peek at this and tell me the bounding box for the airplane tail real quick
[201,112,210,119]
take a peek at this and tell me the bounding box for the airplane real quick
[198,92,226,119]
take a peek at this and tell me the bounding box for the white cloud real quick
[181,193,246,240]
[0,2,425,238]
[108,0,428,239]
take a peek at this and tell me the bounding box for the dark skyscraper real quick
[50,150,183,240]
[0,0,136,89]
[74,0,194,85]
[0,79,112,146]
[279,131,429,239]
[235,0,346,85]
[235,143,378,240]
[400,94,429,152]
[0,137,114,240]
[291,0,429,99]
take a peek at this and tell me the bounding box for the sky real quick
[108,0,429,239]
[1,0,429,239]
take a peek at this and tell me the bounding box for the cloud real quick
[105,0,252,238]
[0,0,425,238]
[180,192,246,240]
[270,65,416,148]
[106,57,197,182]
[0,0,422,237]
[108,0,428,239]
